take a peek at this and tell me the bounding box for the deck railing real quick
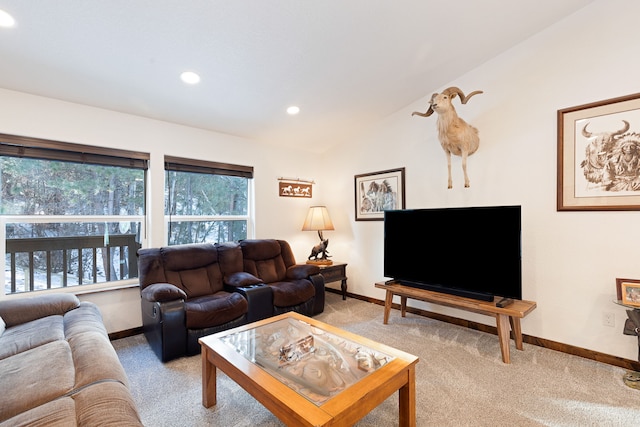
[5,233,140,293]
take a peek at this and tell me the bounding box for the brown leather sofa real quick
[137,239,324,362]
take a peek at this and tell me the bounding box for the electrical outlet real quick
[603,312,615,327]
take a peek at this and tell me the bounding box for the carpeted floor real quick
[113,292,640,426]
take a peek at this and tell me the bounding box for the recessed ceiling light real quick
[0,9,16,28]
[287,106,300,115]
[180,71,200,85]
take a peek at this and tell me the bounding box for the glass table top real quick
[220,317,395,405]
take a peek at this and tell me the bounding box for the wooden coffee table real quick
[199,311,419,426]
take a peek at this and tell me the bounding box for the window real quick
[0,133,148,295]
[165,156,253,245]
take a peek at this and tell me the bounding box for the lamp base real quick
[306,259,333,266]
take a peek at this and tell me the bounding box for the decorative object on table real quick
[557,92,640,211]
[623,309,640,389]
[616,278,640,301]
[412,86,483,189]
[354,167,405,221]
[278,177,313,198]
[302,205,334,265]
[621,281,640,307]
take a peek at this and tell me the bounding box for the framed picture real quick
[279,181,312,198]
[621,281,640,307]
[616,278,640,301]
[354,167,405,221]
[558,92,640,211]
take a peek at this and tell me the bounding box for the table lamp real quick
[302,205,335,265]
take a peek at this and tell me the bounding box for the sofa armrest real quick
[230,284,273,323]
[223,272,272,323]
[286,264,320,280]
[224,271,262,288]
[0,293,80,327]
[141,298,186,362]
[140,283,187,302]
[309,273,325,315]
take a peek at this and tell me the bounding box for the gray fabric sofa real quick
[0,293,142,426]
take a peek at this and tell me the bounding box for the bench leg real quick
[383,290,393,324]
[510,317,524,350]
[401,296,407,317]
[496,314,511,364]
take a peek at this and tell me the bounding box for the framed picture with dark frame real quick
[354,167,405,221]
[621,281,640,307]
[558,92,640,211]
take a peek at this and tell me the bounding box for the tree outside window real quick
[164,157,253,245]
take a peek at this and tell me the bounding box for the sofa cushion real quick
[269,280,316,308]
[241,239,282,259]
[0,293,79,327]
[0,315,64,360]
[0,340,76,423]
[65,302,131,388]
[160,243,218,270]
[240,239,288,283]
[0,397,77,427]
[185,292,248,328]
[73,381,142,426]
[159,262,224,298]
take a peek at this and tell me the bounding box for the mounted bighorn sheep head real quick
[412,86,483,188]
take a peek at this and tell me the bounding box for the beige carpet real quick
[113,292,640,426]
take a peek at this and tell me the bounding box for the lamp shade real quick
[302,206,335,231]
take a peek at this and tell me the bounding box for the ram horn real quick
[442,87,483,104]
[411,93,438,117]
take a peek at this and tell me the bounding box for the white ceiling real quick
[0,1,595,153]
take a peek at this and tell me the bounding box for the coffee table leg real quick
[399,365,416,427]
[202,347,217,407]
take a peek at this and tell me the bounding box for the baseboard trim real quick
[326,288,640,371]
[109,327,143,341]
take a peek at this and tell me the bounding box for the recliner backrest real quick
[239,239,296,283]
[138,243,226,298]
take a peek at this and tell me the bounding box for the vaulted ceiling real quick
[0,1,595,152]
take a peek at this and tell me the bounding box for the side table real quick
[319,262,348,300]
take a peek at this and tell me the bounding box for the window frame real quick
[0,133,149,297]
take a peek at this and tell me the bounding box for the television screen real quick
[383,205,522,301]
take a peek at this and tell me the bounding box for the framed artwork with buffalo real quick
[354,168,405,221]
[558,92,640,211]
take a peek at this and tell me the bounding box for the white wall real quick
[322,0,640,361]
[2,0,639,362]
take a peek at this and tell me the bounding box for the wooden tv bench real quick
[375,281,537,364]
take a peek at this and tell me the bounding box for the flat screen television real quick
[383,205,522,302]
